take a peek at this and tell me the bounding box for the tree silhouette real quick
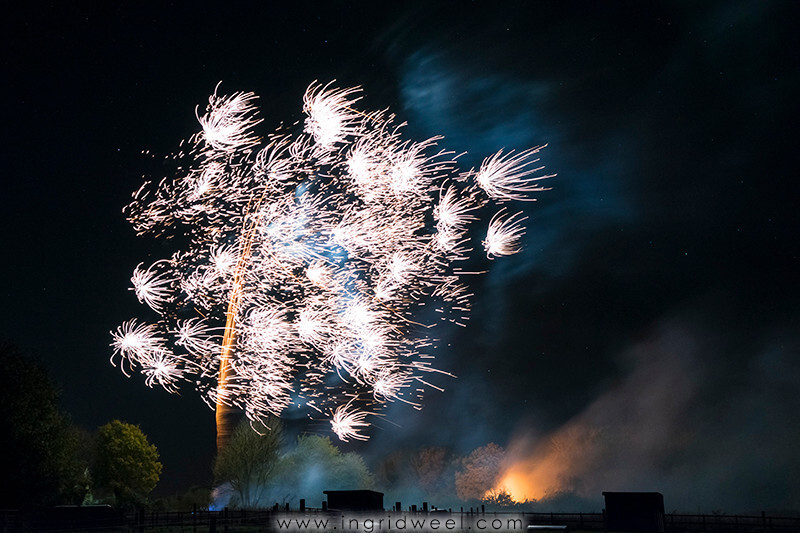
[0,343,78,508]
[455,443,505,501]
[411,446,455,499]
[213,417,283,508]
[277,434,373,501]
[93,420,162,509]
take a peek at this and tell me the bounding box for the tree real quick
[455,443,505,501]
[373,448,408,488]
[213,417,283,508]
[94,420,162,508]
[411,446,455,499]
[60,425,97,505]
[482,488,523,509]
[276,435,373,503]
[0,343,78,508]
[333,451,373,489]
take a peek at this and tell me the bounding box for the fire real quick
[487,436,576,502]
[489,459,565,502]
[493,469,546,502]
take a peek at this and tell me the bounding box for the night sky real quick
[2,2,798,512]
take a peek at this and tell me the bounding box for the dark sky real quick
[2,1,798,512]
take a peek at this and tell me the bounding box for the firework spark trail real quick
[475,146,553,202]
[331,401,372,442]
[484,208,529,259]
[112,81,551,443]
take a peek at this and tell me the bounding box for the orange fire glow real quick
[487,434,580,502]
[489,458,565,502]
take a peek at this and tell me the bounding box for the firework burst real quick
[113,81,551,442]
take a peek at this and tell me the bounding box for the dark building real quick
[603,492,665,533]
[324,490,384,511]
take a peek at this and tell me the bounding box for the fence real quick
[2,508,800,532]
[663,512,800,532]
[520,511,800,531]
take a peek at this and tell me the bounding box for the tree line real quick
[0,343,161,510]
[1,342,527,512]
[212,420,524,510]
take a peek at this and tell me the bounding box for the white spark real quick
[303,81,362,150]
[475,146,552,202]
[130,261,175,314]
[331,402,371,442]
[196,84,263,153]
[484,208,528,258]
[141,349,185,393]
[110,319,165,376]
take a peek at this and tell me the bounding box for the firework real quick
[113,81,550,443]
[330,401,372,442]
[484,208,528,259]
